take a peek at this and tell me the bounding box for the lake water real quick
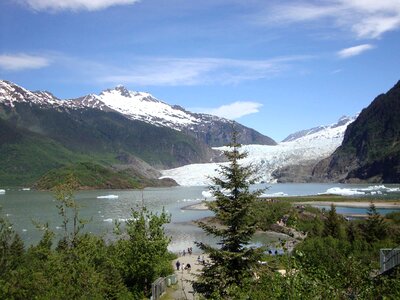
[1,183,400,252]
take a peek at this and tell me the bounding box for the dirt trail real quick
[171,253,206,300]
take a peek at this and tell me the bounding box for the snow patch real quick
[318,185,400,196]
[97,195,119,199]
[95,87,200,130]
[261,192,289,197]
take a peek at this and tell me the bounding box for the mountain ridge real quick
[312,80,400,183]
[0,80,275,147]
[0,79,274,187]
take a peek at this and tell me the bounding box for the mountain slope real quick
[0,80,220,186]
[70,85,276,146]
[313,81,400,183]
[282,116,355,142]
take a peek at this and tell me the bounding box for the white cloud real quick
[258,0,400,39]
[22,0,140,12]
[100,56,309,86]
[0,54,50,71]
[198,101,263,120]
[337,44,375,58]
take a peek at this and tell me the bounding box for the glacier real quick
[160,116,356,186]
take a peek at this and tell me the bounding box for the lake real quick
[1,183,400,252]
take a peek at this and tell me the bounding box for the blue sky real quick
[1,0,400,141]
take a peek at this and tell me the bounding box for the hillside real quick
[0,81,230,187]
[0,101,215,186]
[313,81,400,183]
[70,85,276,147]
[34,162,176,190]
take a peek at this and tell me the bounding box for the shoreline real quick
[294,201,400,208]
[181,200,400,211]
[181,201,209,211]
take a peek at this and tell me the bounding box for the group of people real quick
[197,255,206,265]
[180,247,193,256]
[175,260,191,273]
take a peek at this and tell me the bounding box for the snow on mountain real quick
[160,116,356,186]
[70,86,275,145]
[0,80,275,146]
[0,80,204,129]
[81,85,200,130]
[0,80,60,107]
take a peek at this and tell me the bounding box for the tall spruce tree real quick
[363,202,387,243]
[323,204,342,239]
[193,132,264,299]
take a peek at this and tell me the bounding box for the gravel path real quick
[171,253,206,300]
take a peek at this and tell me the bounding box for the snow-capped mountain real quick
[161,116,356,185]
[72,85,199,129]
[282,115,356,142]
[0,80,60,107]
[70,85,276,146]
[0,80,275,147]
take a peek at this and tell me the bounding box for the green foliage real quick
[35,162,143,190]
[112,207,173,296]
[0,181,174,299]
[362,203,388,243]
[194,132,264,299]
[322,204,345,239]
[323,80,400,182]
[386,211,400,225]
[0,102,213,187]
[0,133,93,186]
[251,200,292,231]
[0,210,25,278]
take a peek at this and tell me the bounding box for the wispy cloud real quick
[195,101,263,119]
[0,53,51,71]
[100,56,310,86]
[21,0,140,12]
[257,0,400,39]
[337,44,375,58]
[0,52,310,87]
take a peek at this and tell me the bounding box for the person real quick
[197,255,201,264]
[176,260,180,271]
[186,263,191,273]
[181,263,185,272]
[183,249,186,256]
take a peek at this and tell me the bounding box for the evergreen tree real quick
[0,209,25,278]
[193,132,264,299]
[323,204,342,239]
[363,202,387,243]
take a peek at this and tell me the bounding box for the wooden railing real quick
[151,274,177,300]
[380,246,400,274]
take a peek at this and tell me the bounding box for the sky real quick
[0,0,400,141]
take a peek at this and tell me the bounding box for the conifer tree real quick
[193,132,264,299]
[323,204,342,239]
[363,202,387,243]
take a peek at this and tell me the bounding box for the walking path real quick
[171,253,206,300]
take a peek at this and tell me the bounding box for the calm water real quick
[1,183,400,252]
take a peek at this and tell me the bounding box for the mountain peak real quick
[102,85,132,98]
[114,85,131,97]
[1,80,276,146]
[282,115,356,143]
